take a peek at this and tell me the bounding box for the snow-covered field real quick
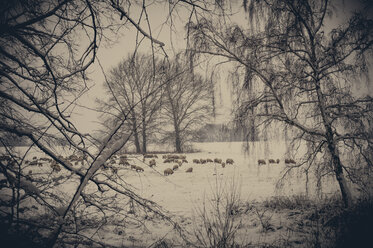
[127,142,334,212]
[1,141,342,247]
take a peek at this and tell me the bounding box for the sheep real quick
[226,158,234,165]
[69,154,78,160]
[29,160,38,166]
[164,158,175,163]
[182,159,188,163]
[193,159,201,164]
[214,158,222,164]
[144,154,158,159]
[78,154,87,161]
[268,159,276,164]
[173,164,179,171]
[221,162,226,168]
[149,159,156,167]
[165,154,185,160]
[135,166,144,172]
[131,164,137,170]
[119,160,130,166]
[207,158,213,163]
[177,161,182,167]
[50,162,61,172]
[164,154,181,160]
[52,164,61,172]
[186,167,193,173]
[285,158,296,164]
[32,156,37,160]
[276,159,280,164]
[200,159,207,164]
[0,155,10,161]
[166,154,179,159]
[164,168,174,176]
[258,159,266,165]
[102,164,110,170]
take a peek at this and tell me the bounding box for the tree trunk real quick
[211,79,216,119]
[142,119,147,154]
[174,119,182,153]
[134,130,141,153]
[326,135,353,208]
[132,113,141,153]
[249,108,255,142]
[175,130,182,153]
[315,82,353,208]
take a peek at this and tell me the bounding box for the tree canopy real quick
[188,0,373,207]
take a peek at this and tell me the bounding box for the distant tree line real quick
[195,123,253,142]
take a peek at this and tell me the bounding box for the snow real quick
[1,141,342,246]
[119,142,339,216]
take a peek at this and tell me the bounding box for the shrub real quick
[191,178,242,248]
[262,195,314,210]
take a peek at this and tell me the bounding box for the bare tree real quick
[0,0,217,246]
[188,0,373,207]
[161,55,212,153]
[97,53,164,153]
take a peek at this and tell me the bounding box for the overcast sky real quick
[73,2,239,133]
[71,0,372,134]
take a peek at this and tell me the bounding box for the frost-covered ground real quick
[1,141,343,247]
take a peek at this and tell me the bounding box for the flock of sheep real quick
[257,158,296,165]
[114,154,236,176]
[24,153,297,176]
[154,155,236,176]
